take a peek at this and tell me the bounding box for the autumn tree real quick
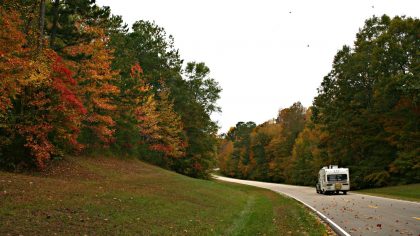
[110,20,221,178]
[114,64,185,163]
[112,63,147,155]
[0,4,85,169]
[64,25,119,148]
[1,1,222,179]
[218,103,306,183]
[217,137,234,175]
[0,5,33,168]
[265,102,306,182]
[152,89,186,159]
[287,108,326,185]
[0,5,28,117]
[219,121,256,178]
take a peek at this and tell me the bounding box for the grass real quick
[0,156,327,235]
[356,184,420,202]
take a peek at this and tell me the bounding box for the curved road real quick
[214,175,420,236]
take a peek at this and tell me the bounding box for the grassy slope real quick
[0,156,327,235]
[356,184,420,202]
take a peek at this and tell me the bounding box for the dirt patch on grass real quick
[84,156,162,175]
[35,157,102,181]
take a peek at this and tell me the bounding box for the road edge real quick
[290,195,351,236]
[213,175,351,236]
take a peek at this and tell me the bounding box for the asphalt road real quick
[214,175,420,236]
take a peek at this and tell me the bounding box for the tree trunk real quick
[38,0,46,51]
[50,0,60,49]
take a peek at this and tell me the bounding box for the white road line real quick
[290,195,351,236]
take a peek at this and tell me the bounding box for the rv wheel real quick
[343,191,347,195]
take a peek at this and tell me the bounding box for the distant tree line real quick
[218,15,419,189]
[0,0,221,178]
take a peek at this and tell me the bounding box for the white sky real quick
[96,0,419,133]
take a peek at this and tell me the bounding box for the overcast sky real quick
[96,0,419,133]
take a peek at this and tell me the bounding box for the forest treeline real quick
[218,15,419,189]
[0,0,221,178]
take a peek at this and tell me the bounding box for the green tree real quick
[248,121,281,180]
[170,62,221,178]
[46,0,125,51]
[110,20,182,87]
[313,15,419,188]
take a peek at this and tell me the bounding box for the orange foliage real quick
[64,25,119,146]
[0,6,29,112]
[17,123,54,168]
[0,6,88,168]
[125,64,186,158]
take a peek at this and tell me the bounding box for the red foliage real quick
[150,144,174,153]
[17,123,54,169]
[51,55,87,115]
[130,63,143,78]
[193,161,203,171]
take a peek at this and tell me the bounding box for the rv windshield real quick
[327,174,347,181]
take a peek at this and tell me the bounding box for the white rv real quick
[316,165,350,195]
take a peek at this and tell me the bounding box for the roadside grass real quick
[356,184,420,202]
[0,156,327,235]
